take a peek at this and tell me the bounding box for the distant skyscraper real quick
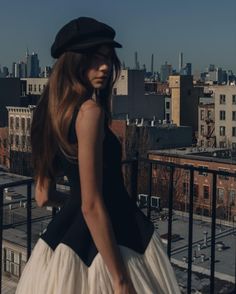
[134,51,140,70]
[13,61,27,78]
[12,62,16,77]
[151,54,154,75]
[179,52,183,72]
[27,52,40,77]
[43,66,52,78]
[160,61,172,82]
[2,66,9,77]
[208,64,215,72]
[185,63,192,75]
[14,63,20,78]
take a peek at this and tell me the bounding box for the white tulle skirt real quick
[15,231,180,294]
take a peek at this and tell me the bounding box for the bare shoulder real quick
[77,99,104,123]
[75,99,105,139]
[79,99,104,115]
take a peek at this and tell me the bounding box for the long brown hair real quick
[31,48,121,184]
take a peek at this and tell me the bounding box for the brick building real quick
[0,127,9,169]
[148,148,236,221]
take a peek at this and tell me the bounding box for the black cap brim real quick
[52,39,122,58]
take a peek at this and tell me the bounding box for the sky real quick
[0,0,236,74]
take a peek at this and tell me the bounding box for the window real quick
[220,94,226,104]
[193,184,199,199]
[22,135,26,147]
[166,101,170,109]
[233,95,236,105]
[15,135,19,147]
[10,117,14,129]
[232,143,236,150]
[199,166,208,176]
[34,84,37,92]
[219,141,226,148]
[200,125,204,135]
[229,190,235,206]
[26,118,31,130]
[4,249,20,277]
[200,109,204,120]
[218,168,229,180]
[219,126,225,136]
[38,84,41,92]
[15,117,19,129]
[10,135,13,145]
[233,112,236,121]
[233,127,236,137]
[26,136,31,146]
[203,185,210,199]
[219,111,226,120]
[217,188,224,203]
[207,110,212,119]
[28,84,32,92]
[182,182,189,195]
[21,117,25,131]
[207,125,211,135]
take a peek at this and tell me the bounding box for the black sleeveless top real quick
[41,106,154,266]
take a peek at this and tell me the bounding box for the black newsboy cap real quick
[51,17,122,58]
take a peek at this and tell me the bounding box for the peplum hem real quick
[16,230,180,294]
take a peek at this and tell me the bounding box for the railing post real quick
[167,165,174,259]
[147,161,152,219]
[27,183,32,259]
[187,167,194,294]
[210,172,217,294]
[0,187,3,294]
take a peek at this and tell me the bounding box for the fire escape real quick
[204,115,216,147]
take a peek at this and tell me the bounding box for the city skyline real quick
[0,0,236,73]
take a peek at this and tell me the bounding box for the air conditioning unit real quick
[151,196,161,209]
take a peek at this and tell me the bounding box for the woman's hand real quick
[113,278,137,294]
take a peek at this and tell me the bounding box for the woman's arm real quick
[76,99,134,289]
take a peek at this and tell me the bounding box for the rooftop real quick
[148,147,236,165]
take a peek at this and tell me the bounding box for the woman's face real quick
[86,45,114,89]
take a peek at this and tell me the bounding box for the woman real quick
[16,17,180,294]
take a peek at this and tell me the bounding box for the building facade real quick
[0,78,21,127]
[6,106,34,175]
[169,75,204,134]
[211,86,236,149]
[148,148,236,221]
[112,69,165,120]
[21,78,48,95]
[198,103,215,148]
[0,127,9,168]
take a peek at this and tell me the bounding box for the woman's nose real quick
[99,61,111,73]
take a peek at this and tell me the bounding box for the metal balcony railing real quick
[0,158,236,294]
[141,158,236,294]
